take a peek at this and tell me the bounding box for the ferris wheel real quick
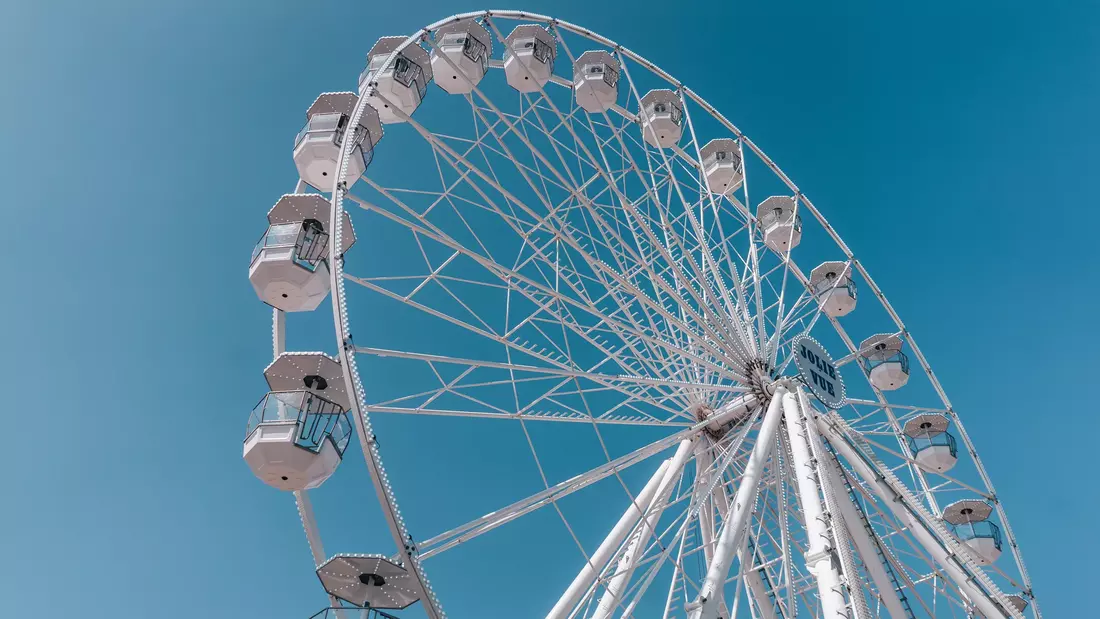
[244,10,1039,619]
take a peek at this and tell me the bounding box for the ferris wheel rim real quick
[298,9,1042,617]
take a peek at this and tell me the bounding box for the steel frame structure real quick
[260,9,1038,619]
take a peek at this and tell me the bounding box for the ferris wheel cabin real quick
[902,413,957,472]
[943,499,1002,565]
[573,50,619,113]
[639,89,683,148]
[859,333,910,391]
[809,261,857,317]
[503,25,557,92]
[248,194,356,312]
[757,196,802,252]
[360,36,433,124]
[293,92,383,191]
[431,19,492,95]
[317,554,421,609]
[700,138,744,195]
[244,353,354,491]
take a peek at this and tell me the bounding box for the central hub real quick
[693,402,730,439]
[744,358,775,405]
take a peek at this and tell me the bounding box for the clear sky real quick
[2,0,1097,617]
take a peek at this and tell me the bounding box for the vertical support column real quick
[546,444,683,619]
[800,390,908,619]
[782,389,848,619]
[592,438,696,619]
[694,442,726,615]
[696,441,718,567]
[798,391,871,619]
[819,449,910,619]
[690,384,787,619]
[713,472,779,619]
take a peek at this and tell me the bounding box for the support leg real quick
[798,391,871,619]
[695,442,727,615]
[801,392,909,619]
[710,447,778,619]
[690,385,787,619]
[782,389,848,619]
[592,438,696,618]
[546,439,689,619]
[819,447,910,619]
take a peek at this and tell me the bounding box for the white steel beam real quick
[710,455,778,619]
[819,446,909,618]
[690,384,787,619]
[420,397,756,560]
[546,451,677,619]
[592,438,696,618]
[782,390,848,619]
[803,387,909,619]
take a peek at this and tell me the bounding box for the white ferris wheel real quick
[244,10,1038,619]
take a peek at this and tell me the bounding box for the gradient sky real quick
[2,0,1098,617]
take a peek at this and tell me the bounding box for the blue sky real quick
[2,0,1097,617]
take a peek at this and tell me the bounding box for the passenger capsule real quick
[809,261,857,317]
[573,50,619,113]
[639,89,683,148]
[316,554,422,609]
[503,25,556,92]
[942,499,1002,565]
[359,36,433,124]
[902,414,957,472]
[244,353,354,491]
[430,19,492,95]
[248,194,355,312]
[293,92,383,191]
[757,196,802,252]
[699,138,743,194]
[858,333,910,391]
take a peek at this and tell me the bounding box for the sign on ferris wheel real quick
[793,334,846,409]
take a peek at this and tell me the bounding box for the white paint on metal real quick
[691,385,787,619]
[546,455,676,619]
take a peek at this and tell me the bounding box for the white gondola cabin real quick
[943,499,1002,565]
[859,333,910,391]
[699,138,743,194]
[359,36,433,124]
[317,554,421,609]
[503,25,556,92]
[809,261,857,317]
[248,194,356,312]
[293,92,383,191]
[431,19,492,95]
[902,414,957,472]
[757,196,802,252]
[244,353,353,491]
[639,89,683,148]
[573,50,619,113]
